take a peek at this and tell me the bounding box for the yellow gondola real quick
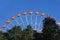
[12,16,15,20]
[41,12,45,16]
[29,10,32,15]
[6,19,10,24]
[17,12,20,17]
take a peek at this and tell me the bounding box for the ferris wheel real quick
[0,10,52,33]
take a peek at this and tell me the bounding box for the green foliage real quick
[21,25,34,40]
[0,32,8,40]
[42,17,58,40]
[8,25,22,40]
[0,17,60,40]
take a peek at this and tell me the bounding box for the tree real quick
[56,27,60,40]
[42,17,58,40]
[0,32,8,40]
[8,25,22,40]
[21,25,34,40]
[33,31,43,40]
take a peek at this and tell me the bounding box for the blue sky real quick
[0,0,60,32]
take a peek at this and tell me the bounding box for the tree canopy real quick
[0,17,60,40]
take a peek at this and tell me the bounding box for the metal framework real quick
[0,10,55,33]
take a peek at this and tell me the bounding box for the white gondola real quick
[41,12,45,16]
[6,19,10,24]
[35,11,39,15]
[57,22,60,26]
[23,11,26,16]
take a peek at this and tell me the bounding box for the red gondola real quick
[47,16,50,18]
[6,19,10,24]
[0,29,2,32]
[12,16,15,20]
[29,10,32,15]
[2,24,6,28]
